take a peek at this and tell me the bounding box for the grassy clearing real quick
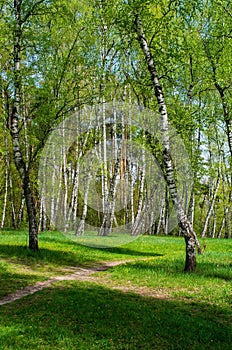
[0,230,231,349]
[104,237,232,307]
[0,230,146,297]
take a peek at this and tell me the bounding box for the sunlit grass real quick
[66,230,139,248]
[0,230,231,349]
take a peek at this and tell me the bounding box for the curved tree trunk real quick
[208,55,232,239]
[135,15,201,271]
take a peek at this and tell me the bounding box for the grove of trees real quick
[0,0,231,271]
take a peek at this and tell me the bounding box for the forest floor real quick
[0,231,231,349]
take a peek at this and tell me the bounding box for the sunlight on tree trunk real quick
[134,14,201,271]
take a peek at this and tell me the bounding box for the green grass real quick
[66,230,139,248]
[0,230,231,349]
[105,237,232,307]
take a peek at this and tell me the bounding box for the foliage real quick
[0,0,231,239]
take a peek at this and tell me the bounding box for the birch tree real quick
[131,7,201,271]
[10,0,39,250]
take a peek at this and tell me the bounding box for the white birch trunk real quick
[50,144,56,227]
[156,194,166,235]
[164,187,169,235]
[210,60,232,239]
[135,15,201,271]
[210,210,217,238]
[10,0,38,251]
[102,103,109,217]
[75,161,93,236]
[98,109,120,236]
[132,144,146,236]
[187,188,195,226]
[217,213,225,238]
[1,164,8,229]
[17,196,25,228]
[38,162,47,232]
[1,90,17,229]
[201,170,220,238]
[67,159,80,230]
[225,206,231,239]
[62,122,68,232]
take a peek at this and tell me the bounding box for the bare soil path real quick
[1,259,161,306]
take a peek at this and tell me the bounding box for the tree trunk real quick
[217,215,225,238]
[135,15,201,271]
[132,147,145,236]
[1,161,8,229]
[156,194,165,235]
[187,185,195,227]
[50,144,57,227]
[2,89,17,229]
[38,164,47,232]
[1,90,8,229]
[209,57,232,239]
[61,121,68,232]
[184,236,196,272]
[75,161,92,236]
[17,195,25,229]
[23,173,38,251]
[98,152,120,236]
[225,207,231,239]
[210,210,217,238]
[11,0,38,251]
[164,186,169,235]
[67,158,80,230]
[201,169,220,238]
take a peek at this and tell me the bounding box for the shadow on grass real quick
[0,270,41,298]
[0,244,81,265]
[40,235,162,258]
[196,262,232,281]
[102,246,162,257]
[0,241,162,270]
[122,259,232,281]
[0,282,231,350]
